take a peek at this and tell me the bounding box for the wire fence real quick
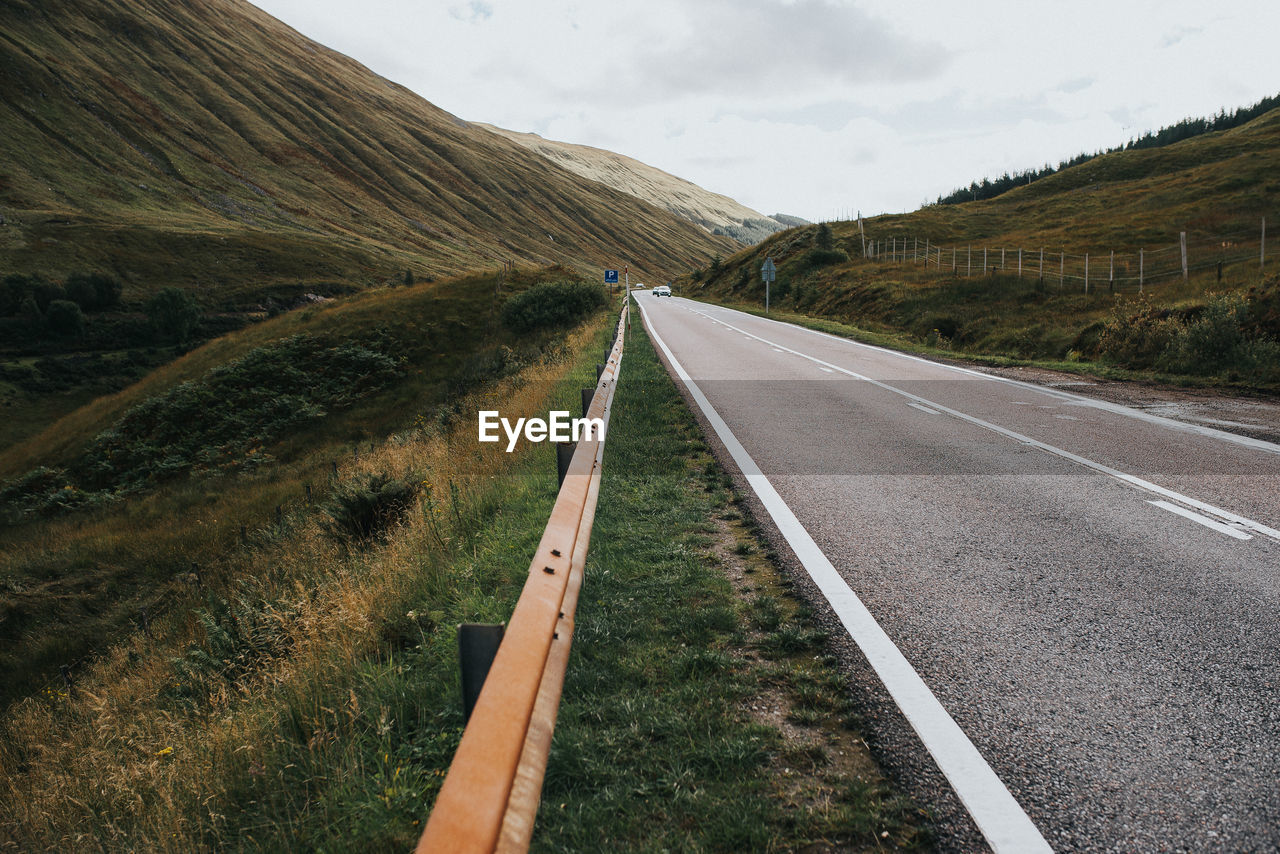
[855,217,1271,294]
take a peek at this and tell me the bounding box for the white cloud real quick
[250,0,1280,221]
[449,2,494,23]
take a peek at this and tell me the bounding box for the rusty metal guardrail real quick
[416,297,630,853]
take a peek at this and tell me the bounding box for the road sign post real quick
[761,257,777,313]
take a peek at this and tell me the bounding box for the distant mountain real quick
[478,124,804,244]
[0,0,735,301]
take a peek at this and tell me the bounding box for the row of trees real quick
[1,271,200,342]
[937,91,1280,206]
[1,272,124,317]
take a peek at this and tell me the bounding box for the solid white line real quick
[681,304,1280,544]
[1149,501,1253,541]
[638,301,1052,854]
[689,299,1280,457]
[909,402,940,415]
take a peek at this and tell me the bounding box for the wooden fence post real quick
[967,246,972,277]
[1262,217,1267,271]
[1060,251,1064,289]
[1109,249,1115,292]
[1180,231,1188,280]
[1018,248,1023,278]
[983,247,988,275]
[1085,253,1089,293]
[1039,248,1044,282]
[1139,248,1144,293]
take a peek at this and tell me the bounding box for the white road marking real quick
[909,402,940,415]
[681,305,1280,545]
[638,301,1053,854]
[1149,501,1253,541]
[721,302,1280,457]
[819,367,834,373]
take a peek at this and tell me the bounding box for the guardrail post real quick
[581,388,594,418]
[458,623,505,723]
[556,441,576,487]
[595,363,604,381]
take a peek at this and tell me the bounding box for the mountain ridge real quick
[477,123,803,244]
[0,0,736,297]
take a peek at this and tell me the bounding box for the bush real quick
[1158,294,1280,378]
[45,299,85,337]
[322,472,421,545]
[500,280,606,334]
[805,248,849,268]
[145,286,201,343]
[64,272,123,311]
[1097,297,1180,368]
[815,222,834,250]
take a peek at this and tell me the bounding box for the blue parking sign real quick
[604,269,619,284]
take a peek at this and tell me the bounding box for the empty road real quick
[636,293,1280,853]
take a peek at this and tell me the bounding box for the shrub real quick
[145,286,201,343]
[500,280,606,334]
[32,279,66,312]
[45,299,85,337]
[815,222,834,250]
[64,272,123,311]
[1158,293,1280,378]
[805,248,849,268]
[1096,297,1180,368]
[166,591,299,707]
[1,274,38,316]
[322,472,421,545]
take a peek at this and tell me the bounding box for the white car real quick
[652,285,672,297]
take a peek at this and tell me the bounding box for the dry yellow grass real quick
[0,317,607,850]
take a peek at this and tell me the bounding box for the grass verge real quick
[530,316,927,851]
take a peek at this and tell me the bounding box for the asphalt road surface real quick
[635,292,1280,853]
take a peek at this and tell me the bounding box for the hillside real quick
[0,0,735,297]
[478,123,801,244]
[689,106,1280,384]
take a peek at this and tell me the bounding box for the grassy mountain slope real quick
[0,264,598,705]
[478,123,796,244]
[0,0,734,297]
[689,106,1280,383]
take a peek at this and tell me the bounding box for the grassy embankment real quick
[1,297,926,851]
[0,266,585,705]
[689,107,1280,390]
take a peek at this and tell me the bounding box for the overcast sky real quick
[252,0,1280,222]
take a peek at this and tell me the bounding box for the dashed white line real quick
[637,300,1053,854]
[909,402,940,415]
[680,304,1280,545]
[1149,501,1252,540]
